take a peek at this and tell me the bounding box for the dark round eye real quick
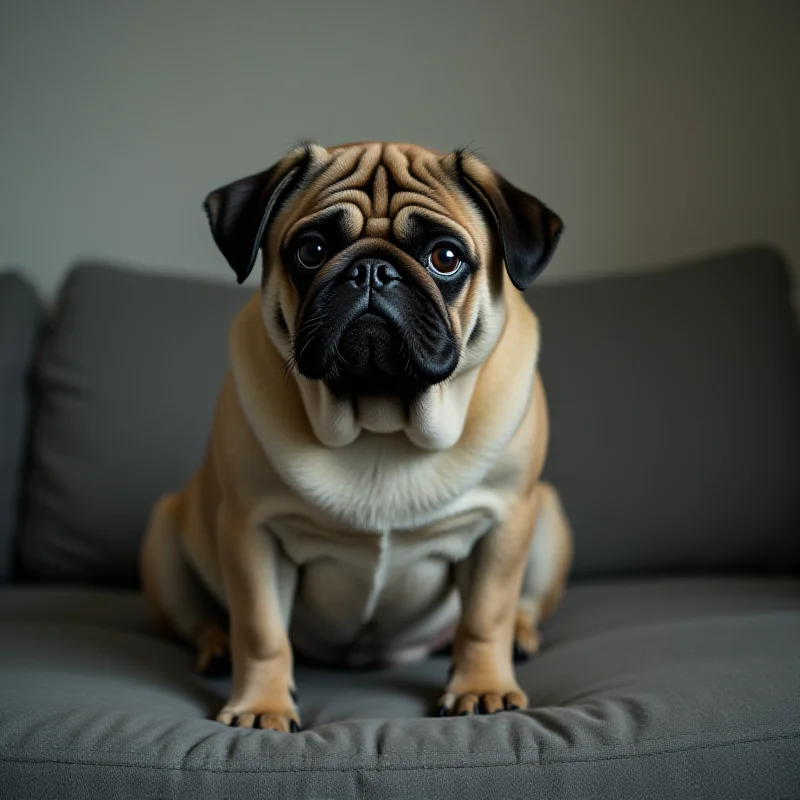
[428,245,463,276]
[296,240,327,269]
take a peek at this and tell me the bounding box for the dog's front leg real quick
[215,504,300,732]
[439,489,538,717]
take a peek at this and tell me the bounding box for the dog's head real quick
[204,142,562,444]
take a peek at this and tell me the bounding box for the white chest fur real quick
[269,487,503,573]
[272,487,505,652]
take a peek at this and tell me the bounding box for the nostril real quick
[344,259,400,290]
[347,262,369,286]
[375,263,401,284]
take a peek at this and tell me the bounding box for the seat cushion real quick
[530,245,800,576]
[0,271,41,581]
[1,576,798,799]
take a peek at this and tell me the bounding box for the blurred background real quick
[1,0,798,300]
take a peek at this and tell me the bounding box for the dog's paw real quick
[435,681,528,717]
[195,625,231,677]
[216,701,301,733]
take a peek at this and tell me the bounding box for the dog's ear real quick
[453,152,563,291]
[203,146,314,284]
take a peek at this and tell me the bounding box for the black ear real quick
[456,154,563,291]
[203,149,311,284]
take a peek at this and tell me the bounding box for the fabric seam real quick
[1,732,797,775]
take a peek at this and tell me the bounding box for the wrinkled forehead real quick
[279,143,483,253]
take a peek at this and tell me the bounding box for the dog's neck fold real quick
[294,369,480,451]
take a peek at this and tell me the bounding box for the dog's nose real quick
[345,259,401,291]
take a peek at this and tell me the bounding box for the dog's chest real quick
[269,498,496,574]
[269,496,497,637]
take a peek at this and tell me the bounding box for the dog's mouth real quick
[324,313,409,397]
[293,287,458,398]
[339,312,401,373]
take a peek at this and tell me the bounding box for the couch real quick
[1,245,799,799]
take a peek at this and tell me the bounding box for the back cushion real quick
[20,247,800,583]
[21,264,249,583]
[0,271,41,581]
[531,246,800,576]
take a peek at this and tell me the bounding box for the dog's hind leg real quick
[140,492,230,676]
[514,482,573,661]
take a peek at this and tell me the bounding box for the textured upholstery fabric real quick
[1,577,798,798]
[0,271,41,581]
[531,246,800,576]
[21,263,249,582]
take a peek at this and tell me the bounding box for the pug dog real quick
[141,142,573,732]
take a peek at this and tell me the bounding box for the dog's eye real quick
[296,240,327,269]
[428,245,463,276]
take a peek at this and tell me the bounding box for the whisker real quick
[301,322,326,336]
[298,336,316,359]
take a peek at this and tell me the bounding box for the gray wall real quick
[1,0,798,296]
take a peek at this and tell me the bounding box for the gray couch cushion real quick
[21,263,249,582]
[0,577,798,798]
[0,271,41,581]
[530,245,800,576]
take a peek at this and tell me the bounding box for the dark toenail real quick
[289,720,300,733]
[201,652,232,678]
[436,705,448,717]
[460,710,470,716]
[506,704,520,711]
[513,643,531,663]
